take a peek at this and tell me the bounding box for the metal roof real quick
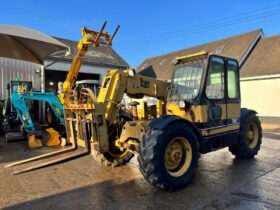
[0,24,69,64]
[48,37,129,69]
[240,34,280,78]
[137,29,263,80]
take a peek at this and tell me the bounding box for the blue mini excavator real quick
[6,80,64,148]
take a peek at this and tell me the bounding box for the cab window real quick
[227,60,239,99]
[206,57,225,99]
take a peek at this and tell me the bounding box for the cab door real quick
[198,55,227,137]
[203,56,227,136]
[201,56,241,137]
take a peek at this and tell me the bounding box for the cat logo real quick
[140,78,150,88]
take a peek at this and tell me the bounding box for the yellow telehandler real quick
[7,23,262,191]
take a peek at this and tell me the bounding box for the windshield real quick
[168,60,204,101]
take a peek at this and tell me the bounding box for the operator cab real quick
[8,81,32,94]
[167,52,240,139]
[6,80,33,115]
[4,80,36,131]
[75,79,101,96]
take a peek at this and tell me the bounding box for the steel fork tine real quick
[11,122,91,175]
[5,146,76,168]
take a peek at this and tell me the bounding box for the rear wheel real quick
[138,122,199,191]
[229,112,262,159]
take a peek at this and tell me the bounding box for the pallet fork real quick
[6,121,91,175]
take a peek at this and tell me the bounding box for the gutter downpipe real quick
[40,65,45,123]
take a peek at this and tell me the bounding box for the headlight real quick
[179,101,185,109]
[128,68,136,77]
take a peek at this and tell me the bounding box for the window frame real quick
[226,59,240,100]
[170,59,206,101]
[205,55,226,101]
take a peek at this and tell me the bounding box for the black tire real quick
[229,112,262,159]
[138,122,199,191]
[93,129,134,167]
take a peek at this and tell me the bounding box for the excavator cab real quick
[75,80,100,96]
[4,81,34,130]
[8,80,32,92]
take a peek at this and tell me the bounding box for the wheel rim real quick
[105,115,133,161]
[107,135,129,159]
[246,122,259,149]
[164,137,192,177]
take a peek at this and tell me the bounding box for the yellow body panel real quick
[156,99,163,117]
[137,101,147,119]
[97,70,171,125]
[118,121,147,144]
[227,103,241,119]
[201,124,240,136]
[166,103,208,123]
[166,103,240,123]
[166,102,240,137]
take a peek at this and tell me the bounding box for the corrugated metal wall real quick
[0,57,41,100]
[44,59,112,79]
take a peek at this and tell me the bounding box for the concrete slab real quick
[0,136,279,210]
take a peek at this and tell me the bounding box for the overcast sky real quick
[1,0,280,67]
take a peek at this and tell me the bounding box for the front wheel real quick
[138,122,199,191]
[93,114,134,167]
[229,112,262,159]
[93,129,134,167]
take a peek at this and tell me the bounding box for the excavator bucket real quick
[6,121,92,175]
[46,127,61,147]
[27,134,42,148]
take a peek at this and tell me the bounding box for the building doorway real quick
[45,70,100,93]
